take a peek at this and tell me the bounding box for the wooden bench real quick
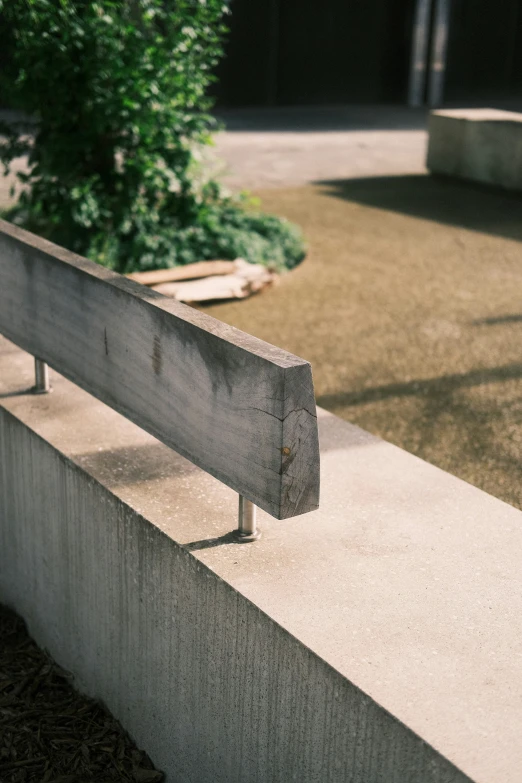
[0,219,319,534]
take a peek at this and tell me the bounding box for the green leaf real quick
[0,0,305,274]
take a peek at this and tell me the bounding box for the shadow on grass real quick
[317,363,522,410]
[473,314,522,326]
[318,362,522,509]
[315,174,522,244]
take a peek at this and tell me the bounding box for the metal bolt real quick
[235,495,261,542]
[33,358,51,394]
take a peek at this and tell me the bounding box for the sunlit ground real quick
[205,175,522,510]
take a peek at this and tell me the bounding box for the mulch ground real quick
[0,605,163,783]
[205,175,522,510]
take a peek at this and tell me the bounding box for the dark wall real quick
[213,0,278,106]
[276,0,415,104]
[445,0,522,101]
[214,0,416,107]
[214,0,522,108]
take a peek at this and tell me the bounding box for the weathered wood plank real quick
[151,259,275,303]
[127,260,236,286]
[0,219,319,519]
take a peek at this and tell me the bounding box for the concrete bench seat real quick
[427,108,522,191]
[2,335,522,783]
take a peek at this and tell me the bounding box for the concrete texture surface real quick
[213,105,429,189]
[427,109,522,191]
[2,337,522,782]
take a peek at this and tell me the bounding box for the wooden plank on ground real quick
[127,261,236,286]
[152,260,275,302]
[0,219,319,519]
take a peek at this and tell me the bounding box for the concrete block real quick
[2,337,522,782]
[427,108,522,190]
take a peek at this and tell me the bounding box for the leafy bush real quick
[0,0,305,273]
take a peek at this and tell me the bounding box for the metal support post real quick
[34,358,51,394]
[408,0,433,107]
[428,0,450,107]
[235,495,261,542]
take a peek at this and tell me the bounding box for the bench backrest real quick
[0,219,319,519]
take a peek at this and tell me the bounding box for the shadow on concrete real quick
[215,105,428,133]
[0,387,34,399]
[317,363,522,411]
[184,532,245,551]
[315,174,522,244]
[75,442,195,486]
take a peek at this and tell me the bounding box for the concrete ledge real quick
[2,337,522,782]
[427,108,522,190]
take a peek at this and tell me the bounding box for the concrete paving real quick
[212,102,521,191]
[213,105,429,189]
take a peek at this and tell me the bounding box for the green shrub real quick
[0,0,305,273]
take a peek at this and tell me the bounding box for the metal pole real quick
[34,358,51,394]
[428,0,451,107]
[408,0,433,107]
[235,495,261,542]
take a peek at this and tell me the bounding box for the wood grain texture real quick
[0,219,319,519]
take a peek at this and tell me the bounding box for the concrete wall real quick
[2,338,522,782]
[0,408,466,783]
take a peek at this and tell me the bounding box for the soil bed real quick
[0,605,163,783]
